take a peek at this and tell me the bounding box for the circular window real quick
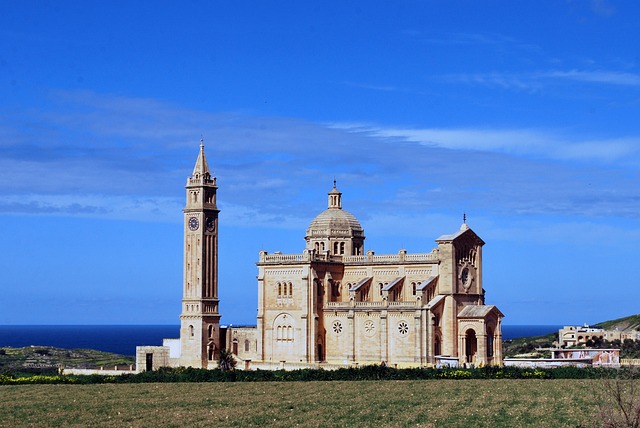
[332,320,343,335]
[364,320,375,336]
[398,321,409,336]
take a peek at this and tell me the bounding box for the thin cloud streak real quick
[334,123,640,165]
[443,69,640,89]
[2,91,640,233]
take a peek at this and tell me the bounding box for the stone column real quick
[380,311,388,362]
[414,311,421,364]
[347,309,355,362]
[426,309,433,364]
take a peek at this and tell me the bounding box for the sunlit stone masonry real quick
[137,144,504,371]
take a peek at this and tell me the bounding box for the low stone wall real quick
[504,358,592,368]
[62,366,136,376]
[622,359,640,366]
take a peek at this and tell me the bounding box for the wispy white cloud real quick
[591,0,616,16]
[442,69,640,90]
[3,90,640,234]
[331,123,640,165]
[0,193,183,222]
[342,81,398,92]
[542,70,640,86]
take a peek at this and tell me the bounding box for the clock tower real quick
[179,140,220,368]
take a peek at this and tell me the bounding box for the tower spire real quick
[192,137,211,178]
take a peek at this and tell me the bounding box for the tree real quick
[217,348,237,372]
[596,367,640,428]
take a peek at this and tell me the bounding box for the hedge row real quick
[2,365,638,385]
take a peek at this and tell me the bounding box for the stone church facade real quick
[137,144,503,370]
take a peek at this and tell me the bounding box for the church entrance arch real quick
[465,329,477,364]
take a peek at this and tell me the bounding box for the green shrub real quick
[4,364,640,385]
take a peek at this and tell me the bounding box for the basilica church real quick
[137,144,504,370]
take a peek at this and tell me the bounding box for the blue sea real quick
[0,324,561,356]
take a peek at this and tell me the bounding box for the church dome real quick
[307,208,364,237]
[305,182,365,256]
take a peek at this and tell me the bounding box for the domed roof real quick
[306,182,364,238]
[307,208,364,234]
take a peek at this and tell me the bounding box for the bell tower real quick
[179,140,220,368]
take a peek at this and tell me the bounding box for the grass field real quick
[0,379,601,427]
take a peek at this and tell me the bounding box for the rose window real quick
[364,320,375,335]
[332,320,343,334]
[398,321,409,336]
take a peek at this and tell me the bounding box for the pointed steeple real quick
[192,137,211,178]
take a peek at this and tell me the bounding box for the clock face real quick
[206,217,215,232]
[188,216,199,231]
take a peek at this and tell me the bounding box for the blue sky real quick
[1,1,639,325]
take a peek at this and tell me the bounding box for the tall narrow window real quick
[288,282,293,297]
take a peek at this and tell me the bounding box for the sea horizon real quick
[0,324,562,357]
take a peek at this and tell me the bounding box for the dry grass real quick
[0,379,598,427]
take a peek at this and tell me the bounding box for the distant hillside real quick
[0,346,135,375]
[596,314,640,331]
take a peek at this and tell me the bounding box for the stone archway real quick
[465,329,477,364]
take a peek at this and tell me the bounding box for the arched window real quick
[277,326,282,340]
[379,283,384,296]
[244,339,250,352]
[189,325,194,338]
[333,242,339,254]
[287,326,293,341]
[412,282,417,296]
[278,282,282,297]
[332,282,340,298]
[288,282,293,297]
[340,242,345,254]
[208,325,213,338]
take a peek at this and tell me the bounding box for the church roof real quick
[382,277,403,291]
[307,209,364,234]
[458,305,503,318]
[417,276,438,291]
[350,276,372,292]
[435,221,485,246]
[306,182,364,237]
[425,294,445,309]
